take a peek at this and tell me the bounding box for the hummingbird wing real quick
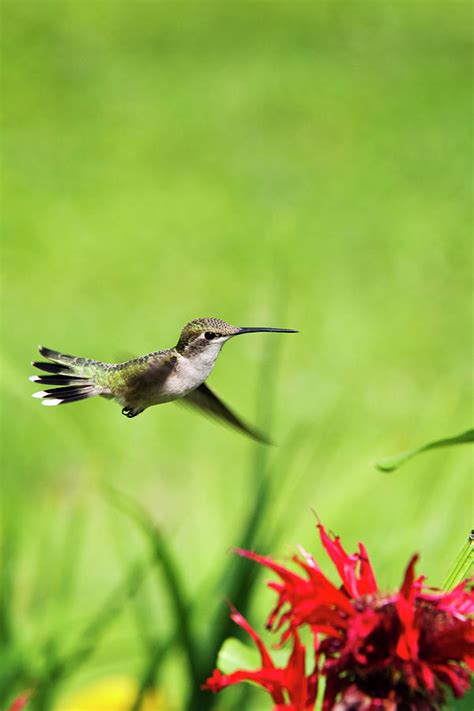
[118,352,179,407]
[183,383,269,444]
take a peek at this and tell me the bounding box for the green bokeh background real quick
[1,2,472,709]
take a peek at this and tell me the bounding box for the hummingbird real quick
[30,317,297,443]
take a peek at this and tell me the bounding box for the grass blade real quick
[375,428,474,473]
[103,485,200,692]
[30,556,150,711]
[443,530,473,591]
[129,638,166,711]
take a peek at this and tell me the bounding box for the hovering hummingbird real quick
[30,318,297,443]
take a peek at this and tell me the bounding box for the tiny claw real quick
[122,406,141,418]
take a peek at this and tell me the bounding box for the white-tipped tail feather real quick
[30,345,100,407]
[33,389,91,406]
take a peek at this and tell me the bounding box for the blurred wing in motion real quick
[183,382,269,444]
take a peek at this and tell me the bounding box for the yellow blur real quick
[55,677,167,711]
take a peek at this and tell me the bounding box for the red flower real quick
[8,692,31,711]
[205,522,473,710]
[202,606,318,710]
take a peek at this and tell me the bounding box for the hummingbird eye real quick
[204,331,216,341]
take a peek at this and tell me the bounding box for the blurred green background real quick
[1,2,472,710]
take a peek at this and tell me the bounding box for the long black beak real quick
[237,327,298,335]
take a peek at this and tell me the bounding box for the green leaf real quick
[217,637,260,674]
[375,429,474,473]
[217,636,290,675]
[445,684,474,709]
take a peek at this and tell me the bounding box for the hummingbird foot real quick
[122,406,143,418]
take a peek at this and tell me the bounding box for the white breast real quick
[159,345,222,401]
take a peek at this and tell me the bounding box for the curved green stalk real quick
[375,428,474,473]
[103,485,200,692]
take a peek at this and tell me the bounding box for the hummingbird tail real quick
[30,346,102,406]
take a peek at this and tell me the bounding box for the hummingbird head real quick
[176,318,297,357]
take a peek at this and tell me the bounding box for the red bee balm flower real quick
[204,523,473,710]
[203,606,318,709]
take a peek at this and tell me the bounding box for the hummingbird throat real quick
[176,339,224,392]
